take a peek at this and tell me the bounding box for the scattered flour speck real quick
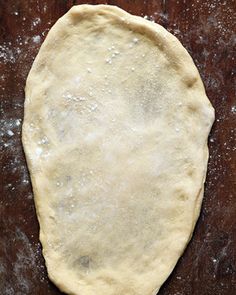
[32,35,41,44]
[7,130,14,136]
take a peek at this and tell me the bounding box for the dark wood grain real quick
[1,1,235,294]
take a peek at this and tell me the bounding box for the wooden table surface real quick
[1,1,235,294]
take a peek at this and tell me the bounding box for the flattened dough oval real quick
[23,5,214,295]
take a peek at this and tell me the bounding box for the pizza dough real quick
[22,5,214,295]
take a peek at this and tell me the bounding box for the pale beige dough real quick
[22,5,214,295]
